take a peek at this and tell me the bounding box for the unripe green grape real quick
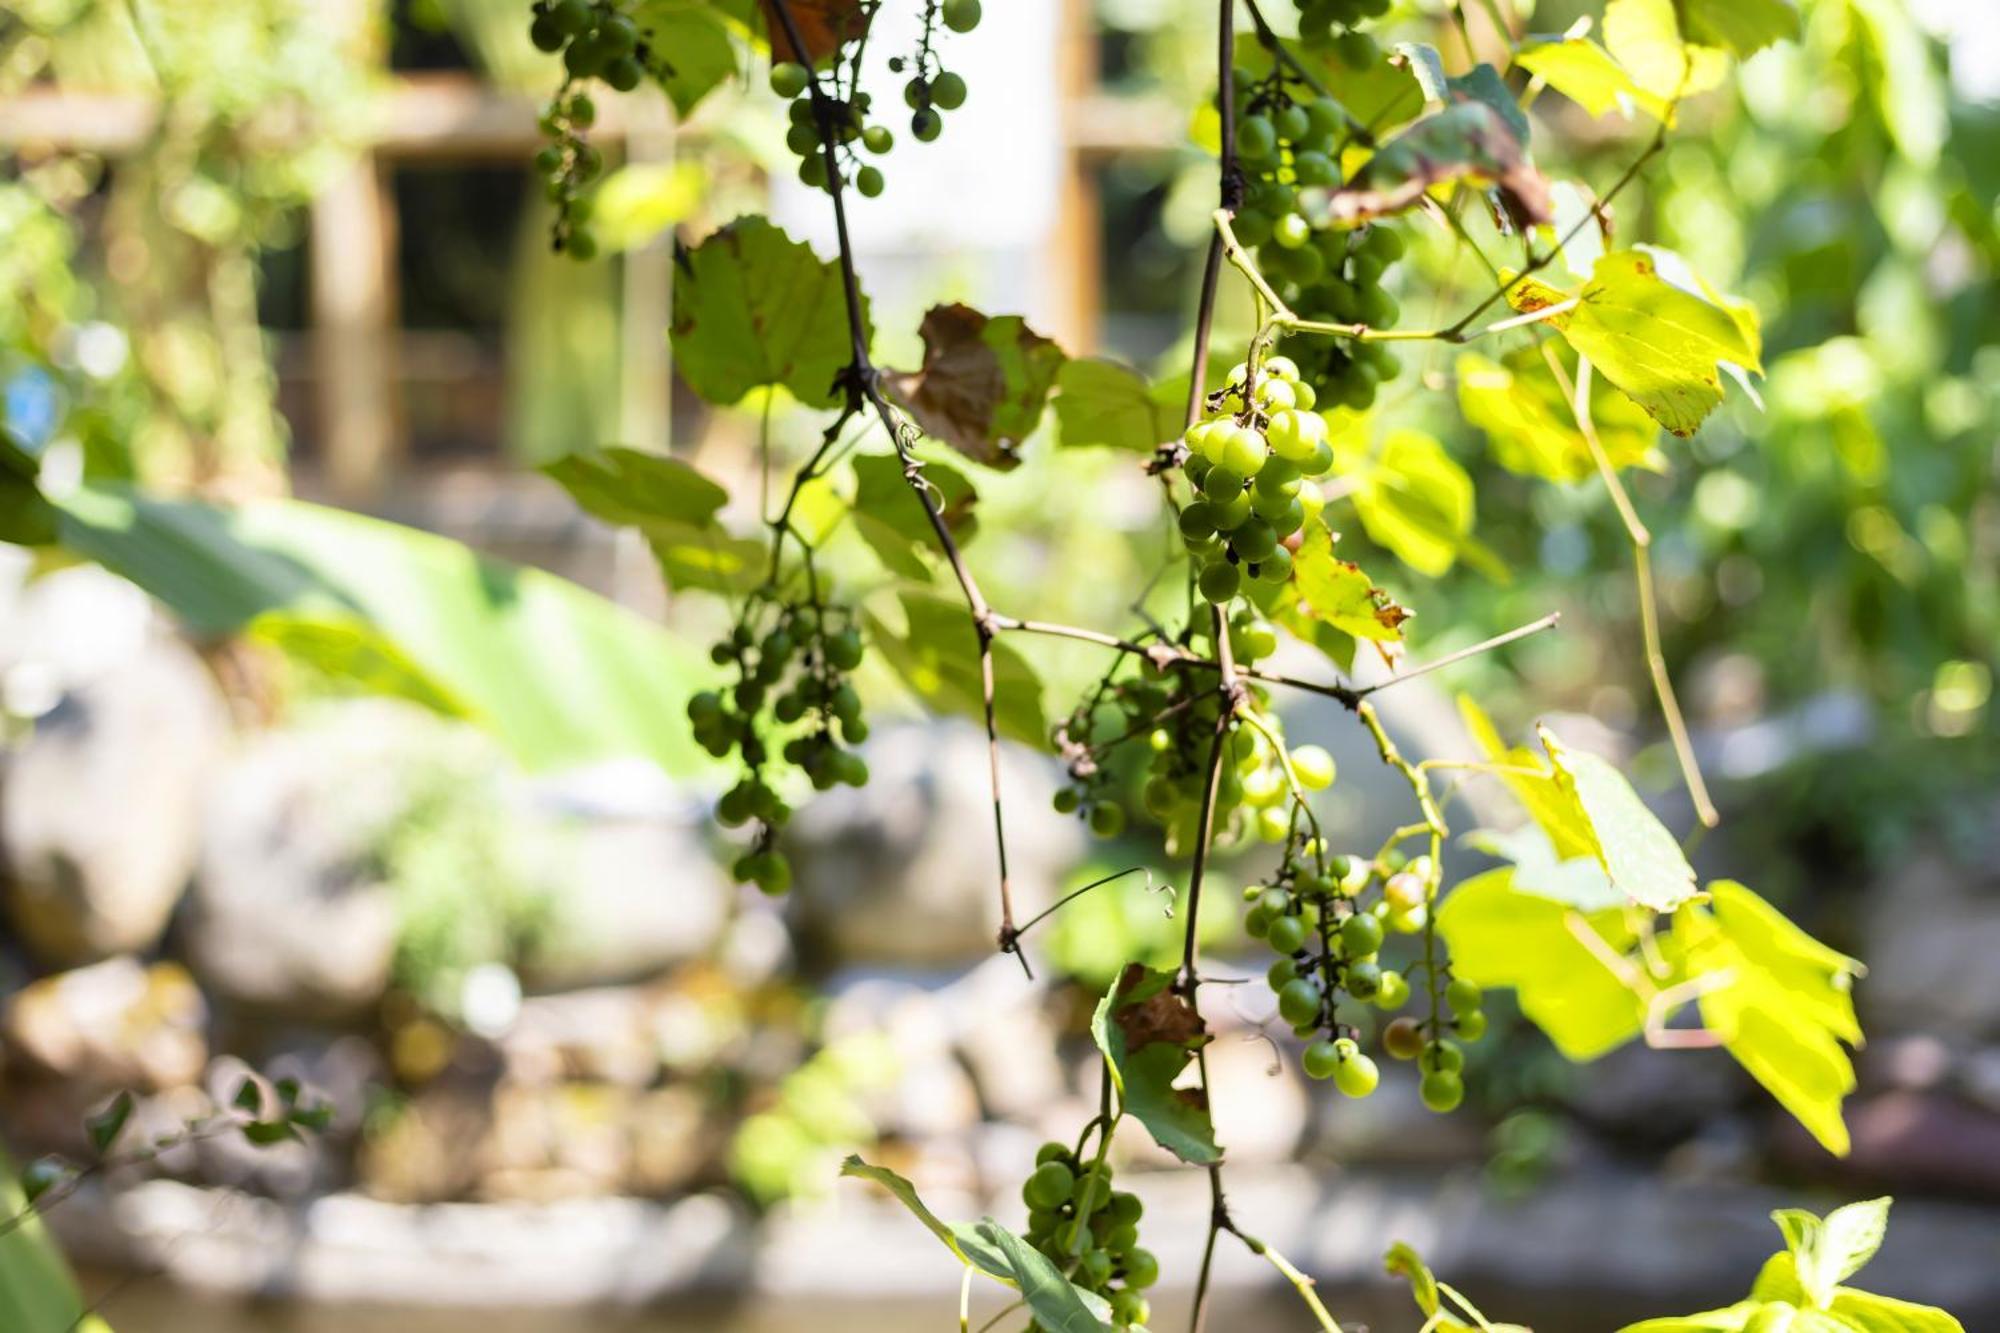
[1265,408,1327,462]
[930,71,967,110]
[1080,1248,1113,1283]
[1374,969,1410,1009]
[911,108,942,141]
[1420,1069,1465,1112]
[1231,518,1277,562]
[1219,426,1268,475]
[1073,1166,1112,1211]
[1267,956,1299,988]
[1241,764,1284,807]
[1235,114,1277,160]
[1198,463,1245,498]
[1111,1293,1151,1329]
[1301,1039,1343,1080]
[1305,97,1344,138]
[1255,544,1294,582]
[1275,103,1311,143]
[1273,212,1311,249]
[1123,1247,1160,1289]
[1024,1160,1075,1209]
[799,154,828,188]
[1282,243,1327,284]
[1447,977,1484,1013]
[1289,744,1336,790]
[1255,376,1300,411]
[748,850,792,895]
[1198,561,1241,604]
[1345,958,1382,999]
[1383,1016,1425,1060]
[1339,911,1384,957]
[942,0,982,32]
[1300,438,1336,477]
[1232,208,1273,248]
[1297,480,1326,527]
[1244,904,1271,938]
[1455,1010,1489,1040]
[564,34,606,78]
[1209,489,1253,529]
[1267,912,1309,955]
[1293,149,1339,187]
[1420,1040,1465,1074]
[1036,1141,1071,1167]
[550,0,592,35]
[530,13,565,52]
[1277,976,1322,1026]
[1334,30,1380,68]
[770,61,810,98]
[827,628,864,670]
[1334,1049,1381,1098]
[1052,787,1081,814]
[857,166,885,197]
[1089,801,1125,837]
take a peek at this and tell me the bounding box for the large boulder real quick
[1,623,228,964]
[0,956,207,1091]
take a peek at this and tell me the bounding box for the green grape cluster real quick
[685,596,870,895]
[1248,848,1485,1110]
[769,0,982,198]
[1176,356,1332,605]
[1225,57,1410,401]
[1021,1140,1157,1329]
[530,0,646,91]
[531,88,601,258]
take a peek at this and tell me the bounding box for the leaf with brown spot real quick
[761,0,872,65]
[1089,964,1219,1165]
[885,304,1068,471]
[1327,99,1553,227]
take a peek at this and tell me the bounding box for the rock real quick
[0,956,206,1090]
[501,986,663,1088]
[1,634,228,963]
[1560,1042,1742,1147]
[785,724,1085,966]
[186,701,491,1018]
[1779,1088,2000,1199]
[1861,846,2000,1039]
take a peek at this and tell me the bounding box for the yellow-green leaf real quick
[849,451,978,580]
[1291,520,1412,643]
[1457,343,1664,483]
[1335,428,1474,577]
[1515,35,1674,122]
[864,589,1046,745]
[1603,0,1730,101]
[1054,358,1181,454]
[1542,725,1700,912]
[1458,696,1598,863]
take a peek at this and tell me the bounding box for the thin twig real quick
[1354,611,1562,698]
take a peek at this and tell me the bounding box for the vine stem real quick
[1539,341,1718,827]
[1235,1231,1342,1332]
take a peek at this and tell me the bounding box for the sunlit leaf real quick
[1334,427,1474,578]
[1828,1287,1965,1332]
[1674,881,1864,1156]
[1541,725,1699,912]
[671,215,866,410]
[1436,868,1648,1060]
[1458,696,1598,863]
[1463,823,1623,912]
[590,160,706,252]
[1504,250,1762,436]
[1292,520,1412,644]
[628,1,739,114]
[1054,358,1182,454]
[1089,963,1221,1165]
[0,1147,100,1333]
[977,1222,1115,1333]
[886,304,1067,471]
[864,589,1046,745]
[1457,343,1664,484]
[542,446,729,533]
[1384,1242,1442,1316]
[1603,0,1730,101]
[839,1156,1015,1279]
[1675,0,1801,59]
[246,612,476,718]
[1516,35,1674,121]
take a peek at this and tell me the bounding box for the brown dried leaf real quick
[1109,963,1208,1050]
[885,304,1068,471]
[761,0,872,65]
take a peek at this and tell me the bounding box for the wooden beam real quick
[310,157,401,500]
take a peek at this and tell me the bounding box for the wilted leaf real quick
[886,305,1067,471]
[1457,343,1663,483]
[1328,100,1552,227]
[863,589,1045,744]
[760,0,870,64]
[1054,359,1182,454]
[1505,249,1762,436]
[1541,725,1700,913]
[1292,520,1412,642]
[671,215,866,410]
[849,451,978,579]
[1089,964,1220,1165]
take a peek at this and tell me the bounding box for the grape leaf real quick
[1457,696,1599,863]
[542,447,729,533]
[849,451,978,580]
[1540,725,1700,912]
[1291,521,1412,643]
[1436,868,1649,1061]
[671,215,866,410]
[1504,249,1762,437]
[1604,0,1731,100]
[1334,428,1475,578]
[1675,0,1801,59]
[863,589,1046,745]
[245,612,477,719]
[1616,1302,1769,1332]
[1674,881,1863,1156]
[1054,358,1182,454]
[839,1156,1015,1280]
[1328,99,1553,227]
[886,305,1067,471]
[1448,62,1531,143]
[590,160,705,252]
[1773,1196,1889,1306]
[976,1223,1115,1333]
[1826,1288,1965,1332]
[1089,963,1221,1165]
[0,1147,101,1333]
[1456,342,1664,483]
[1384,1242,1442,1316]
[1515,35,1674,122]
[1463,824,1623,912]
[0,431,57,547]
[629,1,739,115]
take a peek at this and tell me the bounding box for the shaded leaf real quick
[1089,964,1221,1165]
[0,432,57,547]
[1437,868,1649,1060]
[1328,100,1552,227]
[1675,882,1864,1156]
[886,305,1067,471]
[242,1120,300,1147]
[543,447,729,533]
[863,589,1045,745]
[671,215,865,410]
[1456,343,1664,483]
[53,486,717,777]
[1054,358,1182,454]
[1448,62,1530,143]
[1292,520,1412,643]
[1541,725,1699,913]
[839,1156,1015,1280]
[976,1222,1115,1333]
[1504,249,1762,436]
[1675,0,1800,59]
[760,0,870,63]
[849,451,978,580]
